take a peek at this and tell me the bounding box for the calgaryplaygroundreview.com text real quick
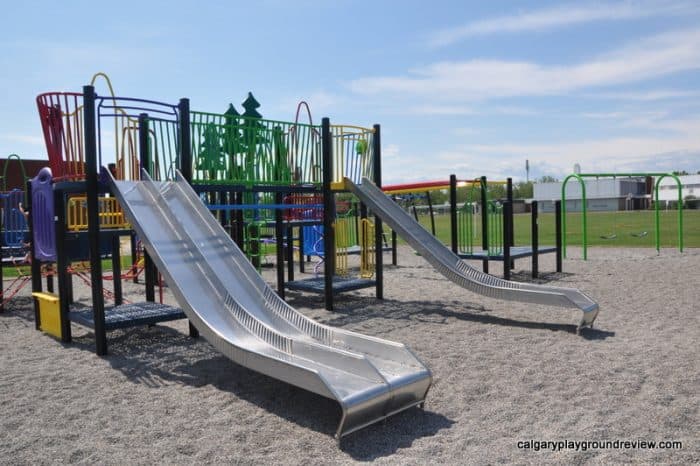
[517,439,683,452]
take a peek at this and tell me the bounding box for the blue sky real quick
[2,0,700,184]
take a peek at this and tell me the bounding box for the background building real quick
[533,177,650,212]
[533,174,700,212]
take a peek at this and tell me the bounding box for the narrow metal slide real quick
[346,177,599,330]
[109,170,431,440]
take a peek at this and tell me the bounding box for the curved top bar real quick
[561,172,685,259]
[561,173,587,260]
[653,174,684,253]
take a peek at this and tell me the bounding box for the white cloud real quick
[380,114,700,183]
[407,105,475,115]
[587,89,700,101]
[429,1,699,46]
[0,133,44,146]
[450,132,700,177]
[276,91,346,121]
[349,28,700,100]
[382,143,400,159]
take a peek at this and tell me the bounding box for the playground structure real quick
[110,169,431,439]
[0,154,30,311]
[183,100,385,310]
[29,83,430,440]
[24,77,600,439]
[345,178,598,330]
[561,172,684,260]
[383,175,563,280]
[451,175,562,280]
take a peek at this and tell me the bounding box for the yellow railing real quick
[334,219,349,276]
[330,125,374,188]
[67,196,129,231]
[360,218,375,278]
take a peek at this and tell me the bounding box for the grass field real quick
[4,209,697,279]
[403,208,700,249]
[2,257,135,280]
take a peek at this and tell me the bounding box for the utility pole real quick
[526,159,530,183]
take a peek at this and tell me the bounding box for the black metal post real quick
[235,191,244,249]
[0,207,3,312]
[138,113,150,175]
[449,174,458,254]
[54,187,71,342]
[130,232,138,283]
[250,223,260,270]
[286,224,294,282]
[480,176,489,273]
[503,201,512,280]
[298,225,305,273]
[373,124,383,300]
[531,200,539,278]
[0,197,3,312]
[321,118,335,310]
[227,189,236,239]
[506,177,514,246]
[28,180,42,329]
[178,98,192,182]
[144,255,156,304]
[555,200,563,273]
[46,266,54,293]
[139,114,156,304]
[112,234,122,305]
[177,99,199,339]
[275,192,285,298]
[84,85,107,356]
[389,194,398,266]
[426,191,436,236]
[507,177,515,270]
[67,271,74,305]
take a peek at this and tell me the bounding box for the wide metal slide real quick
[109,170,431,440]
[346,177,599,330]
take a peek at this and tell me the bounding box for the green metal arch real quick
[561,173,587,259]
[653,174,683,252]
[1,153,27,192]
[561,172,684,260]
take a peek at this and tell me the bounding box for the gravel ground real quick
[0,246,697,465]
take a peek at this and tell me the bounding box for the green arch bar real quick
[561,172,684,260]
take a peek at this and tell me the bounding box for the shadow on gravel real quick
[297,296,614,340]
[65,322,452,458]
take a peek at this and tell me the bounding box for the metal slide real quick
[346,177,599,330]
[108,170,431,440]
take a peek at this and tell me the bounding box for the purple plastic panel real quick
[31,167,56,261]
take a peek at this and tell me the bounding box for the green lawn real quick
[4,209,697,279]
[397,209,700,249]
[2,256,136,280]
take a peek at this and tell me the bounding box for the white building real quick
[534,177,649,212]
[656,174,700,201]
[533,174,700,212]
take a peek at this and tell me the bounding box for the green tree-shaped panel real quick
[196,123,226,179]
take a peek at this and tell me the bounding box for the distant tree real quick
[430,189,448,205]
[673,170,689,176]
[537,175,558,183]
[514,181,533,199]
